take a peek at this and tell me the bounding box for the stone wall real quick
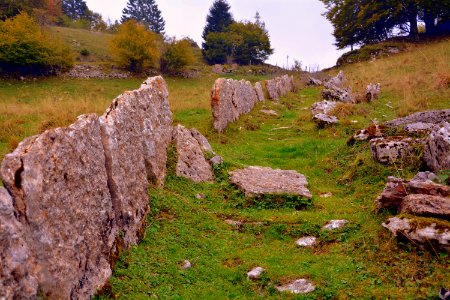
[265,74,295,100]
[211,78,262,132]
[0,76,173,299]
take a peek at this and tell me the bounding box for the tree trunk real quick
[409,12,419,40]
[424,12,436,35]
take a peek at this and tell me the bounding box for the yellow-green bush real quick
[0,12,74,75]
[160,38,197,74]
[109,20,161,72]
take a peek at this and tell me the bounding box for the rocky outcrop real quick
[384,109,450,129]
[365,83,380,102]
[382,217,450,253]
[229,166,312,199]
[265,75,295,100]
[172,125,214,183]
[310,100,337,115]
[376,176,450,209]
[1,114,117,299]
[211,78,261,132]
[399,194,450,219]
[322,71,355,103]
[424,122,450,172]
[369,137,421,164]
[308,77,323,86]
[313,113,338,128]
[0,77,174,299]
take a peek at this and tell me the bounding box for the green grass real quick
[0,38,449,299]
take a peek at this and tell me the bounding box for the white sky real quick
[85,0,346,70]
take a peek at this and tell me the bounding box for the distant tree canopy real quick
[0,0,46,20]
[202,1,272,65]
[321,0,450,49]
[121,0,165,34]
[160,38,198,74]
[0,12,74,74]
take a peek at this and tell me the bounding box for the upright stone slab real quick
[265,75,294,100]
[1,114,117,299]
[211,78,258,132]
[424,122,450,172]
[139,76,173,186]
[255,82,265,102]
[172,125,214,183]
[100,93,149,248]
[265,78,279,100]
[0,188,37,299]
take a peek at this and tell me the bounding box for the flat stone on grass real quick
[247,267,265,280]
[322,220,349,231]
[295,236,317,247]
[276,279,315,294]
[229,166,312,199]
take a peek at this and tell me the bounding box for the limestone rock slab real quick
[424,122,450,172]
[365,83,380,102]
[255,82,265,102]
[276,279,316,294]
[265,75,294,100]
[211,78,258,132]
[399,194,450,219]
[295,236,317,247]
[247,267,265,280]
[382,217,450,253]
[0,188,37,300]
[229,166,312,199]
[384,109,450,128]
[1,114,117,299]
[310,100,337,116]
[369,137,420,164]
[313,113,338,128]
[172,125,214,183]
[322,220,348,231]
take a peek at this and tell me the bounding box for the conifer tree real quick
[121,0,165,34]
[202,0,233,40]
[62,0,89,20]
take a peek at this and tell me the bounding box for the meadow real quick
[0,32,449,298]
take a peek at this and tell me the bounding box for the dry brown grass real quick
[331,38,450,117]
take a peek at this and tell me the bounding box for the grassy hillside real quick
[0,38,449,298]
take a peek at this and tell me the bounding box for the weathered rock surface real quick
[210,155,224,166]
[384,109,450,128]
[370,137,421,164]
[365,83,381,102]
[405,122,435,134]
[173,124,214,183]
[310,100,337,116]
[229,166,312,199]
[139,76,173,187]
[180,260,192,270]
[322,220,348,231]
[382,217,450,253]
[399,194,450,219]
[376,176,450,209]
[308,77,323,86]
[325,71,344,88]
[1,114,117,299]
[413,171,439,183]
[313,113,339,128]
[353,124,385,141]
[265,75,295,100]
[322,86,354,103]
[255,82,265,102]
[0,188,37,300]
[211,78,260,132]
[190,128,214,154]
[247,267,265,280]
[276,279,316,294]
[424,122,450,172]
[295,236,317,247]
[212,64,223,74]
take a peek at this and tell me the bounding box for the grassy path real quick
[98,87,448,299]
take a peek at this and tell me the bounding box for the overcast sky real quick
[84,0,346,70]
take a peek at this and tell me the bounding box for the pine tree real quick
[202,0,233,40]
[121,0,165,34]
[62,0,89,20]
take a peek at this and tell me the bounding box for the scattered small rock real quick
[276,279,316,294]
[365,83,381,102]
[212,64,223,74]
[295,236,317,247]
[180,260,192,269]
[369,137,421,164]
[209,155,223,166]
[319,192,333,198]
[260,109,278,116]
[247,267,265,280]
[353,124,385,141]
[399,194,450,219]
[413,171,439,183]
[195,193,206,199]
[225,219,243,227]
[322,220,348,231]
[310,100,337,115]
[313,113,339,128]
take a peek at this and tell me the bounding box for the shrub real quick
[160,38,197,74]
[0,12,74,75]
[109,20,161,72]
